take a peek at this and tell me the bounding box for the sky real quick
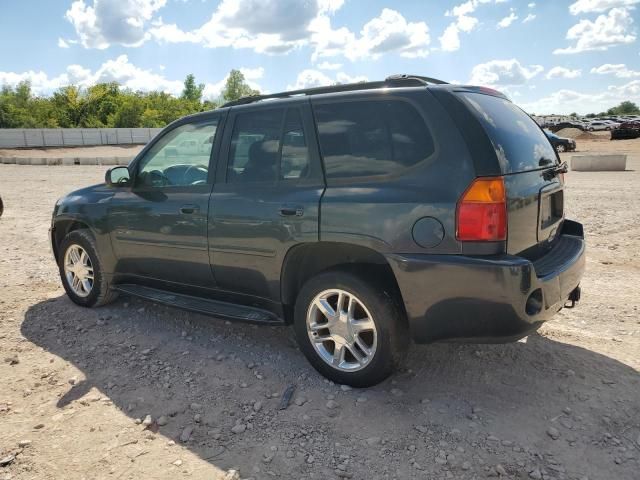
[0,0,639,115]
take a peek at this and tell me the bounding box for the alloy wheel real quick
[64,244,94,298]
[306,289,378,372]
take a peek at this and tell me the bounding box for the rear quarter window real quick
[313,99,435,182]
[461,93,557,174]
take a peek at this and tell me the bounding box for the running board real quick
[114,284,284,325]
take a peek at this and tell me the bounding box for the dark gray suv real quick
[50,75,585,386]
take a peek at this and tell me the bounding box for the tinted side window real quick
[314,100,434,181]
[228,109,284,183]
[228,107,312,183]
[461,93,557,173]
[137,120,218,187]
[280,108,310,180]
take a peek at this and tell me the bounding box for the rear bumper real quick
[387,220,585,344]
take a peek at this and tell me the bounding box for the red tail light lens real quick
[456,177,507,241]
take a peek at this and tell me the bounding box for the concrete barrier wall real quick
[1,156,134,166]
[0,128,163,148]
[571,155,627,172]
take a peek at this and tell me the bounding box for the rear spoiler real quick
[450,86,510,101]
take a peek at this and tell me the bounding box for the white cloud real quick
[151,0,325,54]
[65,0,167,49]
[590,63,640,77]
[440,0,505,51]
[239,67,265,80]
[569,0,640,14]
[286,69,332,90]
[497,10,518,29]
[0,71,70,95]
[0,55,262,101]
[62,0,348,55]
[528,2,536,7]
[318,0,345,14]
[58,38,70,48]
[356,8,430,58]
[521,80,640,114]
[311,8,430,60]
[522,13,536,23]
[469,59,544,86]
[335,72,368,84]
[150,2,427,60]
[546,66,582,79]
[554,7,636,54]
[439,23,462,52]
[286,69,367,90]
[316,61,343,70]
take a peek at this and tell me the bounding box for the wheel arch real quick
[51,217,94,262]
[280,242,407,324]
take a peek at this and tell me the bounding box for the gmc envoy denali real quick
[50,75,585,386]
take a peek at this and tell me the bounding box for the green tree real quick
[181,74,205,103]
[607,101,639,115]
[0,69,261,128]
[51,86,85,127]
[112,94,144,127]
[84,82,121,127]
[221,69,259,103]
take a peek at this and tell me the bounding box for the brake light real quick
[456,177,507,241]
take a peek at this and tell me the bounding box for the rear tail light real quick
[456,177,507,241]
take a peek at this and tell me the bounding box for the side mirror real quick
[105,166,131,187]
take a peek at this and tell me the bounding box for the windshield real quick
[461,92,558,173]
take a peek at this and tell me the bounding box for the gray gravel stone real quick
[231,423,247,434]
[180,426,193,442]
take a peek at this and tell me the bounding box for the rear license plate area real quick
[541,191,563,229]
[539,187,564,241]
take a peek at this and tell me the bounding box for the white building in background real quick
[530,115,574,126]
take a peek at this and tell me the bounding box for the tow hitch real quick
[565,286,581,309]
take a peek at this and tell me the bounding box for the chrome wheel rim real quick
[306,289,377,372]
[64,244,94,298]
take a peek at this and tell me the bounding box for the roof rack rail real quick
[221,74,448,108]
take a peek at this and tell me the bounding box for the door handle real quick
[279,205,304,217]
[180,204,200,214]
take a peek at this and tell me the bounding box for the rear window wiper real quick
[542,161,568,181]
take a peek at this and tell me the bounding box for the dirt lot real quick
[0,134,638,480]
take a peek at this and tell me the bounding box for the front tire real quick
[294,270,408,387]
[58,229,117,307]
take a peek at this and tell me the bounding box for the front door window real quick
[137,120,219,188]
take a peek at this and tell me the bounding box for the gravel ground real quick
[0,136,639,480]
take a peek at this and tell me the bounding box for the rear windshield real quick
[461,92,557,173]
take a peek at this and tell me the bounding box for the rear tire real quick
[294,270,408,387]
[58,229,118,308]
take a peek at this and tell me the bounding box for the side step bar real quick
[114,284,284,325]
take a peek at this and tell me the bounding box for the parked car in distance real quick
[50,75,585,386]
[611,121,640,140]
[587,121,613,131]
[548,121,585,133]
[545,130,576,152]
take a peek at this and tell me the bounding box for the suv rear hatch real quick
[456,90,564,257]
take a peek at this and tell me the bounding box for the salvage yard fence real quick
[0,128,163,148]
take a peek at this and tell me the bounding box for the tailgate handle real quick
[180,204,200,214]
[279,205,304,217]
